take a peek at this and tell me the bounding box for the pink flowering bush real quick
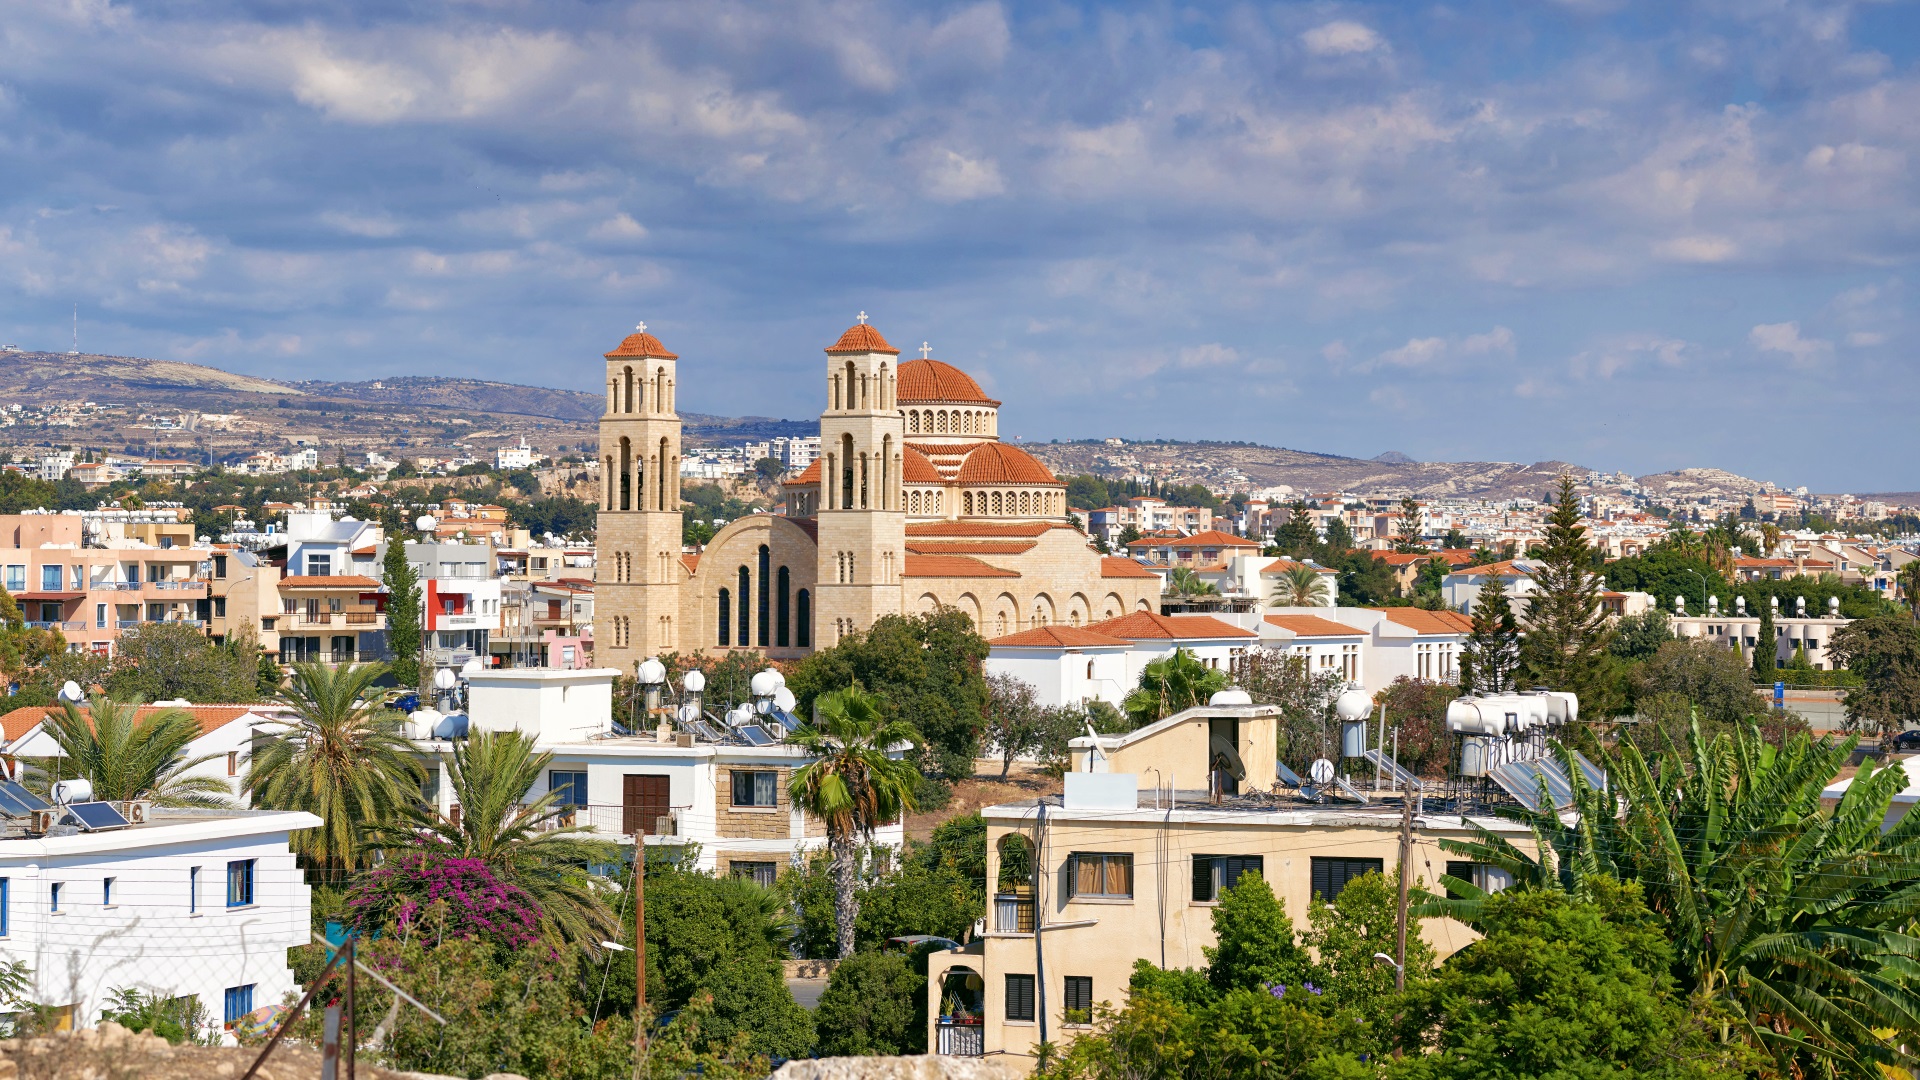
[346,846,542,949]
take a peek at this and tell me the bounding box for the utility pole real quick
[633,834,647,1080]
[345,934,357,1080]
[1394,793,1412,993]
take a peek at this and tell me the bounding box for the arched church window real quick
[757,546,772,649]
[737,566,751,647]
[796,589,811,648]
[777,566,791,648]
[717,588,731,647]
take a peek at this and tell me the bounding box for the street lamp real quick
[1683,567,1708,613]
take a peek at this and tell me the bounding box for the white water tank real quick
[1209,688,1252,706]
[409,708,443,740]
[1334,688,1372,722]
[1446,698,1507,737]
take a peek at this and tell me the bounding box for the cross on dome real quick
[920,342,932,358]
[856,311,868,324]
[635,321,647,333]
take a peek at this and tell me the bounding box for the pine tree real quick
[1460,571,1519,694]
[1518,475,1613,701]
[1395,496,1423,553]
[383,541,423,689]
[1752,598,1776,680]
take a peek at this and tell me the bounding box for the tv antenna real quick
[69,304,79,356]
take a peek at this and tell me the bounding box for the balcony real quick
[935,1022,983,1056]
[26,620,87,632]
[148,581,205,592]
[994,894,1034,934]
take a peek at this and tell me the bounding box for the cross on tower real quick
[635,321,647,333]
[920,342,932,358]
[856,311,868,325]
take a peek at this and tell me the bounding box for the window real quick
[226,751,239,777]
[1310,857,1384,902]
[1443,861,1513,900]
[213,554,228,579]
[50,882,62,913]
[223,985,255,1027]
[3,566,22,592]
[549,770,587,807]
[213,597,226,618]
[41,565,61,591]
[1005,974,1036,1022]
[1192,855,1265,903]
[1068,853,1134,899]
[1063,976,1093,1025]
[731,861,778,888]
[227,859,255,907]
[0,878,8,935]
[306,553,331,577]
[730,770,778,808]
[96,603,106,629]
[189,867,199,914]
[102,878,114,906]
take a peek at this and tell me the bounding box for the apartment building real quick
[1671,596,1849,670]
[208,513,390,664]
[1123,529,1259,568]
[1084,498,1216,546]
[923,701,1518,1062]
[379,541,502,671]
[1,512,212,656]
[0,702,287,803]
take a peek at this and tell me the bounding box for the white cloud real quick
[588,214,648,241]
[1301,21,1386,57]
[1369,336,1446,369]
[1750,322,1833,369]
[923,151,1006,202]
[320,212,401,238]
[1655,235,1739,263]
[1354,327,1511,372]
[1846,331,1887,346]
[1320,340,1350,363]
[1176,343,1241,369]
[1567,335,1694,380]
[1459,326,1517,356]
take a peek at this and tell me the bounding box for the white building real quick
[0,807,320,1034]
[496,439,537,471]
[0,704,280,803]
[38,453,76,483]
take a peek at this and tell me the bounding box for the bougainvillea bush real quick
[345,846,542,949]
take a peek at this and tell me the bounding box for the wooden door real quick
[623,774,670,836]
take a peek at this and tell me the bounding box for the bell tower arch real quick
[816,313,905,645]
[597,322,683,670]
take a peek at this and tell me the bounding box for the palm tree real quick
[1898,560,1920,621]
[1166,567,1219,599]
[36,696,231,807]
[1270,563,1331,607]
[1121,647,1229,727]
[244,661,423,871]
[1759,521,1783,558]
[787,687,920,958]
[379,729,619,947]
[1422,723,1920,1076]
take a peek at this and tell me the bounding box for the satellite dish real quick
[415,515,436,533]
[1309,758,1336,785]
[59,680,83,703]
[1334,688,1372,722]
[682,669,706,693]
[433,668,457,691]
[461,657,483,675]
[772,686,796,712]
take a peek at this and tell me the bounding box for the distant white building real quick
[38,452,76,482]
[285,448,321,471]
[0,807,320,1035]
[496,438,537,471]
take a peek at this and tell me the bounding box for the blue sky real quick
[3,1,1918,491]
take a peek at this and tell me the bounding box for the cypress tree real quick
[1753,598,1777,680]
[383,541,423,689]
[1519,475,1613,702]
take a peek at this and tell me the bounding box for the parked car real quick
[1890,729,1920,754]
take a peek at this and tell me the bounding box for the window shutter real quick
[1311,858,1331,901]
[1192,856,1216,902]
[1005,974,1035,1022]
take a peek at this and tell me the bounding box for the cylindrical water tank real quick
[1340,720,1370,758]
[682,669,706,693]
[53,779,93,805]
[409,708,443,740]
[1459,735,1492,778]
[1334,688,1372,722]
[1446,698,1506,737]
[637,658,667,685]
[750,670,781,698]
[1209,688,1253,706]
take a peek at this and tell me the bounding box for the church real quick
[595,315,1160,671]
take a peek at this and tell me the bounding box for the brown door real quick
[623,774,670,836]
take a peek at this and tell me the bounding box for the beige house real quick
[924,701,1527,1064]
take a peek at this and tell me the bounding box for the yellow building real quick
[594,317,1160,667]
[924,701,1528,1065]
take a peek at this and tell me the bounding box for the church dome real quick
[957,442,1059,486]
[898,359,997,405]
[605,327,678,360]
[903,445,944,484]
[825,322,900,355]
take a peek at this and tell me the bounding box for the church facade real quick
[595,317,1160,672]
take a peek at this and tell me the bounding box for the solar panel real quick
[1276,761,1305,788]
[738,726,775,746]
[0,783,49,812]
[1570,751,1607,792]
[691,721,727,743]
[1331,776,1370,803]
[0,790,39,816]
[66,801,131,831]
[767,707,802,730]
[1361,749,1424,791]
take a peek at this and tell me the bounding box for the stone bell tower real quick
[814,314,906,646]
[597,323,683,670]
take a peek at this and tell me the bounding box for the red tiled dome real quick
[957,442,1059,486]
[605,328,678,360]
[897,359,996,404]
[826,322,900,354]
[903,445,943,484]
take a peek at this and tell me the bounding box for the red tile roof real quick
[957,442,1059,486]
[988,626,1132,648]
[1377,552,1431,566]
[1130,529,1257,549]
[1264,614,1365,637]
[605,330,678,360]
[1735,557,1797,568]
[1262,559,1336,574]
[825,322,900,355]
[790,459,820,485]
[1381,609,1473,635]
[1450,559,1533,579]
[680,553,700,574]
[0,704,261,743]
[897,359,998,405]
[906,540,1038,555]
[902,554,1020,578]
[906,521,1065,538]
[1100,557,1158,579]
[1084,611,1254,640]
[280,575,383,589]
[903,445,944,484]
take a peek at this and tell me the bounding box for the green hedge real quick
[1751,669,1863,689]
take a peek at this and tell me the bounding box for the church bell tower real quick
[815,314,906,645]
[598,323,683,670]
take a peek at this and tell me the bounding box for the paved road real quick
[787,976,828,1010]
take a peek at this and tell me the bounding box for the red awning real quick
[15,592,82,602]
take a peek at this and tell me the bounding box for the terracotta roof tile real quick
[1100,557,1158,579]
[1380,608,1473,635]
[279,575,384,589]
[825,323,900,355]
[680,553,700,574]
[903,445,944,484]
[906,540,1038,555]
[989,626,1132,648]
[604,330,678,360]
[906,521,1067,538]
[1084,611,1255,640]
[1,704,262,743]
[957,443,1060,486]
[902,554,1020,578]
[1264,614,1366,637]
[1262,559,1337,575]
[896,359,998,405]
[790,460,821,485]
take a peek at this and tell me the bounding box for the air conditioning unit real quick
[29,809,58,835]
[653,810,678,836]
[122,801,151,825]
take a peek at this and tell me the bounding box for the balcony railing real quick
[149,581,205,591]
[344,611,382,626]
[936,1021,984,1056]
[26,621,87,632]
[994,894,1035,934]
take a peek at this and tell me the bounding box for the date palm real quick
[37,695,231,807]
[1166,566,1218,599]
[1122,647,1229,727]
[1423,722,1920,1077]
[1270,563,1331,607]
[1759,522,1783,558]
[380,729,620,947]
[788,687,920,958]
[244,661,423,871]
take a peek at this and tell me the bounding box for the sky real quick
[3,1,1918,492]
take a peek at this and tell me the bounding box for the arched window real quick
[841,434,855,508]
[717,588,731,646]
[737,566,751,647]
[655,367,666,413]
[757,545,772,648]
[992,491,1003,515]
[796,589,812,648]
[777,565,791,648]
[618,438,632,511]
[622,366,634,413]
[603,457,614,510]
[877,363,889,409]
[881,436,892,510]
[658,437,671,511]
